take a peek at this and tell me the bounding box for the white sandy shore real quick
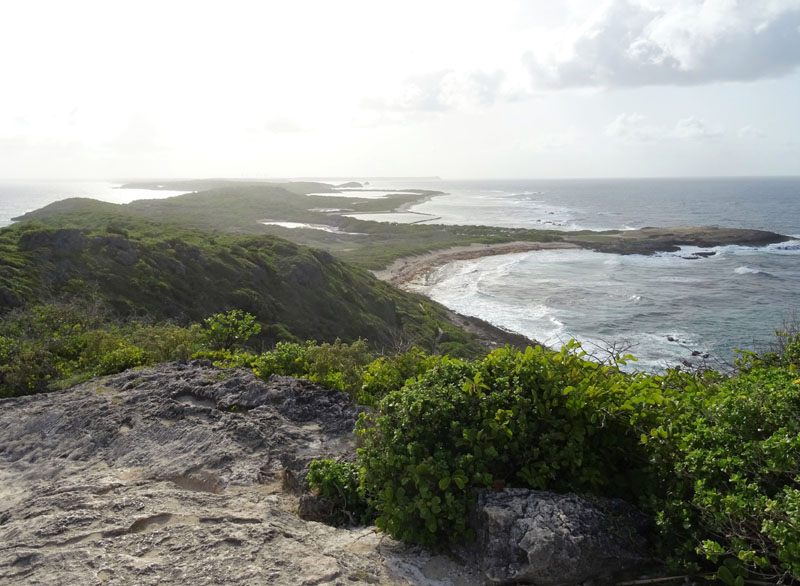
[372,241,580,287]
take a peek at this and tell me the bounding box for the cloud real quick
[518,126,585,152]
[672,116,723,140]
[605,113,664,141]
[606,113,723,141]
[525,0,800,88]
[263,117,306,133]
[738,124,766,139]
[362,69,506,113]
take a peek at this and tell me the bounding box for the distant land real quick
[16,180,790,271]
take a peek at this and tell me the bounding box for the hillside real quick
[0,219,522,356]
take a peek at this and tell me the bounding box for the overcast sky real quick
[1,0,799,179]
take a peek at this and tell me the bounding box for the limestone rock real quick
[469,489,651,586]
[0,361,652,586]
[0,362,481,586]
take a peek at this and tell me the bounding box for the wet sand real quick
[372,241,580,287]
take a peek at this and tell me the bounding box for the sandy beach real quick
[372,241,580,287]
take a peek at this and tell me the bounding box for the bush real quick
[306,459,373,525]
[357,343,655,544]
[130,323,203,362]
[0,337,60,396]
[303,339,373,394]
[253,339,373,397]
[0,304,213,395]
[359,346,439,405]
[646,363,800,582]
[95,344,148,375]
[201,309,261,351]
[252,341,313,379]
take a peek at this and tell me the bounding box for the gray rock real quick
[0,362,485,586]
[469,489,651,586]
[0,362,652,586]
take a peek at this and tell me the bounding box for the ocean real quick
[363,177,800,371]
[2,177,799,371]
[0,180,189,228]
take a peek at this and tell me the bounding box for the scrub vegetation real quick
[2,183,798,583]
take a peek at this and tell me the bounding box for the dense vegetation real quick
[0,219,494,391]
[268,332,798,585]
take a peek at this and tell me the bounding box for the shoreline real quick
[370,241,579,351]
[371,241,580,287]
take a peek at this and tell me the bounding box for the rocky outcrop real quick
[468,489,651,586]
[0,362,655,585]
[565,225,789,255]
[0,362,483,586]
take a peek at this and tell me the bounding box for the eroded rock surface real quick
[469,489,651,586]
[0,362,482,586]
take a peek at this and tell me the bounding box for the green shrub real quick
[0,304,213,395]
[253,339,373,397]
[357,343,654,544]
[646,363,800,582]
[201,309,261,351]
[95,344,148,375]
[302,339,373,394]
[0,337,60,396]
[252,341,310,379]
[130,323,203,362]
[307,459,372,525]
[359,347,439,405]
[191,348,258,369]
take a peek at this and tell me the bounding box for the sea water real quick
[366,177,800,370]
[0,180,189,227]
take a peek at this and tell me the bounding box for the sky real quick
[1,0,799,179]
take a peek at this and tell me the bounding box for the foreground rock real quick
[0,362,482,586]
[0,361,654,585]
[469,489,651,586]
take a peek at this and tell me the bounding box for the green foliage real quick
[0,303,203,396]
[201,309,261,351]
[0,335,60,396]
[645,361,800,582]
[357,342,654,544]
[354,337,800,583]
[252,341,309,378]
[190,348,258,369]
[0,219,490,357]
[359,347,439,406]
[306,459,373,525]
[252,339,374,396]
[95,344,147,375]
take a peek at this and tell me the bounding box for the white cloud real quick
[517,126,585,152]
[525,0,800,88]
[738,124,766,139]
[672,116,723,140]
[606,113,664,141]
[263,118,306,134]
[362,70,507,114]
[606,113,724,141]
